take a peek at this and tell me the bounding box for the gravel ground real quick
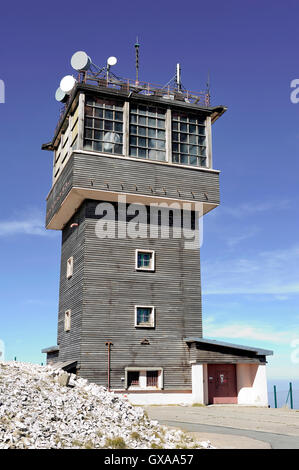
[0,361,214,449]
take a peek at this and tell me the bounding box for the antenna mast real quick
[135,37,140,84]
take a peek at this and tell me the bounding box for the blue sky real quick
[0,0,299,381]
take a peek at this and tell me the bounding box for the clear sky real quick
[0,0,299,381]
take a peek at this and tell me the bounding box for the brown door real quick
[208,364,237,404]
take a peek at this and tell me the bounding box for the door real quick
[208,364,237,404]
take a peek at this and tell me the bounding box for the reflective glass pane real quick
[130,114,137,123]
[130,125,137,134]
[148,150,157,160]
[139,137,146,147]
[104,120,113,130]
[114,144,122,154]
[181,154,188,164]
[157,140,165,149]
[94,130,102,140]
[115,111,123,121]
[94,119,103,129]
[157,119,164,128]
[85,128,92,139]
[190,145,198,155]
[138,147,146,157]
[130,136,137,145]
[84,139,92,150]
[156,151,166,161]
[157,130,165,139]
[94,141,102,151]
[94,108,103,118]
[190,156,198,166]
[138,126,146,136]
[148,127,156,137]
[130,146,137,156]
[172,153,179,163]
[180,123,187,132]
[148,139,157,148]
[139,116,146,125]
[180,133,188,142]
[148,118,156,127]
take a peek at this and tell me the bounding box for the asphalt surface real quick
[144,406,299,449]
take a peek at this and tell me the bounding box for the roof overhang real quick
[41,345,59,354]
[184,337,273,356]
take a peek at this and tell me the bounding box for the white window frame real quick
[135,249,155,272]
[125,367,163,390]
[66,256,74,279]
[64,309,71,331]
[135,305,155,328]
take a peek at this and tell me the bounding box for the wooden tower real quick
[42,53,272,405]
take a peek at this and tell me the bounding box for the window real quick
[64,310,71,331]
[135,249,155,271]
[135,306,155,328]
[129,104,166,161]
[128,371,140,388]
[66,256,73,279]
[172,112,207,167]
[125,368,163,389]
[146,370,158,387]
[84,96,124,155]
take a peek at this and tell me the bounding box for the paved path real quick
[144,406,299,449]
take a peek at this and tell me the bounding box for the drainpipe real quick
[105,342,113,392]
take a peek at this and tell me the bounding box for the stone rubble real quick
[0,361,215,449]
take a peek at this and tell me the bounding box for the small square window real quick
[66,256,73,279]
[135,306,155,328]
[64,310,71,331]
[135,249,155,271]
[128,371,140,388]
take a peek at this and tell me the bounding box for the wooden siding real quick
[46,151,220,227]
[79,202,202,389]
[55,204,86,364]
[189,342,266,364]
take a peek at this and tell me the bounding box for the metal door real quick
[208,364,237,404]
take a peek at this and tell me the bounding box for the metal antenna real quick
[176,63,181,92]
[135,37,140,84]
[206,70,211,106]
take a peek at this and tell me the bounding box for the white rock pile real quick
[0,361,214,449]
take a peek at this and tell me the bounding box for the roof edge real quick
[184,337,273,356]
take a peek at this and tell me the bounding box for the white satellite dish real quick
[60,75,76,93]
[55,87,68,103]
[71,51,91,71]
[107,56,117,66]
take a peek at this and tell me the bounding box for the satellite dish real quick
[71,51,91,71]
[55,87,68,103]
[107,56,117,66]
[60,75,76,93]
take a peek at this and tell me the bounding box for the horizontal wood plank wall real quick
[56,205,86,364]
[190,343,266,364]
[79,202,202,389]
[73,152,220,205]
[46,156,74,226]
[46,151,220,226]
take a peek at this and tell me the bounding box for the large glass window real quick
[129,105,166,161]
[172,112,207,167]
[84,96,123,155]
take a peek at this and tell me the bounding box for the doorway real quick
[208,364,237,404]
